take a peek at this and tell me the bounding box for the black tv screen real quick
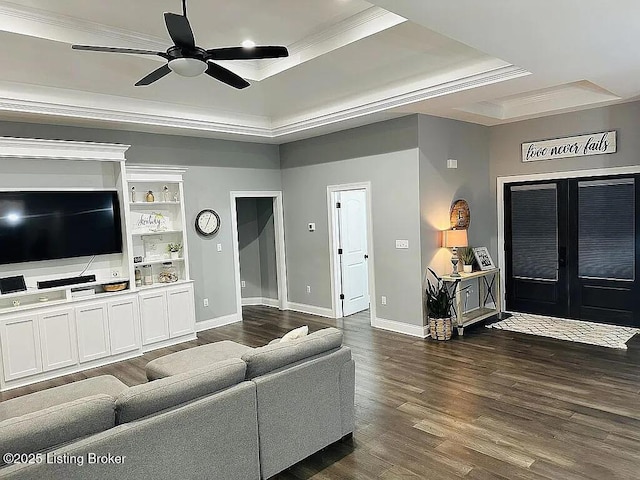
[0,191,123,265]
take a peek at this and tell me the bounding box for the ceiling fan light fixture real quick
[168,57,207,77]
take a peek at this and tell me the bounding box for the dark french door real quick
[505,174,640,327]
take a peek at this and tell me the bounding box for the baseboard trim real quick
[196,313,242,332]
[241,297,280,308]
[286,302,334,318]
[372,317,428,338]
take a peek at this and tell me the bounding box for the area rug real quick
[486,311,640,349]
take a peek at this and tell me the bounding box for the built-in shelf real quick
[0,278,131,300]
[132,230,183,236]
[134,258,185,266]
[130,201,180,206]
[136,279,193,291]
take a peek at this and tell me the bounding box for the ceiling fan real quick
[71,0,288,89]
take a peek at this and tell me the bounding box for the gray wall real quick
[418,115,492,314]
[0,120,280,323]
[236,197,277,300]
[490,101,640,256]
[280,116,423,325]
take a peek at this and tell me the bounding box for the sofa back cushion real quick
[242,327,343,379]
[115,358,246,424]
[0,394,115,466]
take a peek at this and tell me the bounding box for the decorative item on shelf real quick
[142,265,153,286]
[459,247,475,273]
[173,191,179,202]
[159,262,178,283]
[450,199,470,229]
[103,282,128,292]
[163,185,171,202]
[145,190,155,202]
[12,300,20,307]
[131,186,137,203]
[168,243,182,260]
[442,228,468,277]
[38,296,48,302]
[133,256,143,264]
[425,268,458,341]
[473,247,495,271]
[135,212,169,233]
[135,268,142,287]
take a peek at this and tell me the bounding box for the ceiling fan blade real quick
[205,62,250,89]
[72,45,165,57]
[164,12,195,49]
[135,64,172,86]
[206,46,289,61]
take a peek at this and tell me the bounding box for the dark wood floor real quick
[3,306,640,479]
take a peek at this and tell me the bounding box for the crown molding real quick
[0,64,529,141]
[0,136,130,161]
[271,65,531,136]
[0,0,167,51]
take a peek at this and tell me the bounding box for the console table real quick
[440,268,501,335]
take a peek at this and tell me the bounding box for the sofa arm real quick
[339,358,355,436]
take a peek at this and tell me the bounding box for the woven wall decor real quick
[450,199,470,229]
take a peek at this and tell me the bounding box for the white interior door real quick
[338,190,370,316]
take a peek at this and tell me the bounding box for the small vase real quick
[145,191,155,202]
[429,317,452,341]
[463,264,473,273]
[170,251,180,260]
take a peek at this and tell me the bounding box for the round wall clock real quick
[195,209,221,236]
[450,199,470,229]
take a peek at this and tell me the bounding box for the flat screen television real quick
[0,191,123,265]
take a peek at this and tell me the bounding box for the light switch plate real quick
[395,239,409,249]
[217,243,222,252]
[447,159,458,169]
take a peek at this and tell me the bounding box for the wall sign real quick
[522,131,616,162]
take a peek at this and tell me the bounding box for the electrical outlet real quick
[395,240,409,249]
[241,280,246,288]
[217,243,222,252]
[203,298,209,307]
[381,296,387,305]
[306,285,311,294]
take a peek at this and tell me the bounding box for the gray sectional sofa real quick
[0,327,355,480]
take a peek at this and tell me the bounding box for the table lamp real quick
[442,228,468,277]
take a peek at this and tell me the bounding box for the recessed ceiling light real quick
[241,39,256,49]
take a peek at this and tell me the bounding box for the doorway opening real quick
[502,173,640,327]
[328,183,375,324]
[230,191,288,321]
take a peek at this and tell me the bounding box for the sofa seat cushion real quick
[242,327,343,379]
[117,358,247,424]
[145,340,254,380]
[0,394,115,466]
[0,375,127,422]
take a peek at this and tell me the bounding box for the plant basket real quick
[429,316,453,341]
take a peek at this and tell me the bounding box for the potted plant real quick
[167,243,182,260]
[425,268,457,340]
[459,247,475,273]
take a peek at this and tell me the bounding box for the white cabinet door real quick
[39,308,78,372]
[0,315,43,381]
[167,285,196,338]
[108,297,141,355]
[75,302,110,364]
[139,291,169,345]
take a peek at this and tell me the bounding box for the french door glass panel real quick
[510,184,558,281]
[578,178,634,280]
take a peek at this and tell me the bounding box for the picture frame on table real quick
[473,247,495,271]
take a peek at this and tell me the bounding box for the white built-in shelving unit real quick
[0,139,196,391]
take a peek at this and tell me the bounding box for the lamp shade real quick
[442,229,468,248]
